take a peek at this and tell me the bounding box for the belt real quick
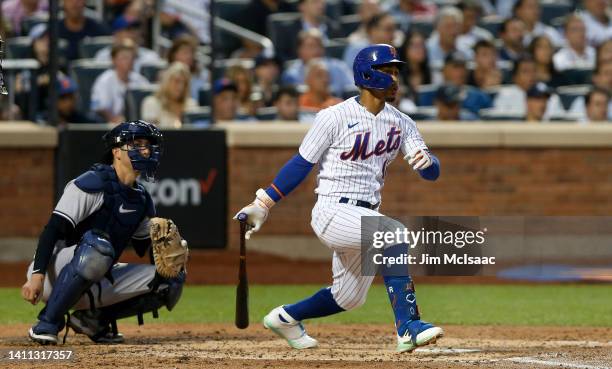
[339,197,379,210]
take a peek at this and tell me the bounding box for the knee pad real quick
[74,231,115,282]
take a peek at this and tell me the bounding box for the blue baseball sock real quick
[383,276,420,336]
[283,287,345,321]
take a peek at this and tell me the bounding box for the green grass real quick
[2,284,612,326]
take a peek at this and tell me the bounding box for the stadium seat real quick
[5,37,33,59]
[540,0,573,26]
[556,85,590,111]
[410,20,434,37]
[267,12,301,61]
[125,85,159,121]
[479,15,504,35]
[215,0,250,22]
[198,87,212,107]
[410,106,436,121]
[339,14,361,38]
[20,15,48,37]
[70,59,112,113]
[416,84,438,106]
[79,36,114,59]
[141,63,167,83]
[183,106,211,125]
[326,0,344,20]
[479,108,524,121]
[325,38,349,60]
[554,68,593,86]
[256,106,278,120]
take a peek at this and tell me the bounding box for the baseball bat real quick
[235,213,249,329]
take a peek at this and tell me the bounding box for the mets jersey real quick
[299,97,429,205]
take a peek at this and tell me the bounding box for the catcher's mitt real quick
[149,217,189,278]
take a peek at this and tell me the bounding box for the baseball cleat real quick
[67,310,125,344]
[396,320,443,353]
[28,327,58,345]
[263,306,318,349]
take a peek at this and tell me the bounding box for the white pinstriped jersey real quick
[299,97,428,205]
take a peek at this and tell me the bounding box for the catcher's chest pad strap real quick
[76,164,149,257]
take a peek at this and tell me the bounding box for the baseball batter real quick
[236,44,443,352]
[22,120,187,345]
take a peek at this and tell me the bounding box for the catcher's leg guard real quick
[96,271,185,326]
[32,231,114,340]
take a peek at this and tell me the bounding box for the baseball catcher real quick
[21,120,188,344]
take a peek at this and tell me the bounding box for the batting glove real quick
[404,147,433,171]
[233,189,275,239]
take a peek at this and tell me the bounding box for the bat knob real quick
[237,213,248,222]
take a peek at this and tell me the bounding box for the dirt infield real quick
[1,323,611,368]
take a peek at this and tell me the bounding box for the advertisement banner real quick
[55,126,227,248]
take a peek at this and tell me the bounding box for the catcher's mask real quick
[0,35,8,95]
[102,120,163,182]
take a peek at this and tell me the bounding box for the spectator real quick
[213,78,239,121]
[499,17,526,63]
[343,12,397,68]
[226,65,256,117]
[456,0,494,56]
[141,62,198,128]
[94,17,163,73]
[298,0,341,40]
[553,15,596,72]
[426,6,468,71]
[15,23,53,116]
[385,0,438,33]
[513,0,564,48]
[583,88,610,122]
[55,75,99,124]
[273,86,300,121]
[494,57,563,118]
[161,0,210,44]
[441,52,492,119]
[493,57,537,113]
[281,29,353,97]
[524,83,550,122]
[398,31,431,99]
[569,60,612,120]
[275,0,342,61]
[253,54,281,108]
[59,0,111,61]
[348,0,382,44]
[528,36,556,85]
[580,0,612,46]
[90,40,149,123]
[299,59,342,112]
[596,39,612,65]
[1,0,47,36]
[435,84,462,121]
[167,34,208,100]
[467,39,502,89]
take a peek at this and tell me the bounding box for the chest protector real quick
[74,164,155,258]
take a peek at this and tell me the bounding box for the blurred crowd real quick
[0,0,611,125]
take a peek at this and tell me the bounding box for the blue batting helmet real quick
[102,120,163,181]
[353,44,404,90]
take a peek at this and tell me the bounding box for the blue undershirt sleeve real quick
[418,154,440,181]
[264,153,315,202]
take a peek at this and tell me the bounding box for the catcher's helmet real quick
[353,44,404,90]
[102,120,163,181]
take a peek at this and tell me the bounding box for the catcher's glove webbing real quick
[149,218,189,278]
